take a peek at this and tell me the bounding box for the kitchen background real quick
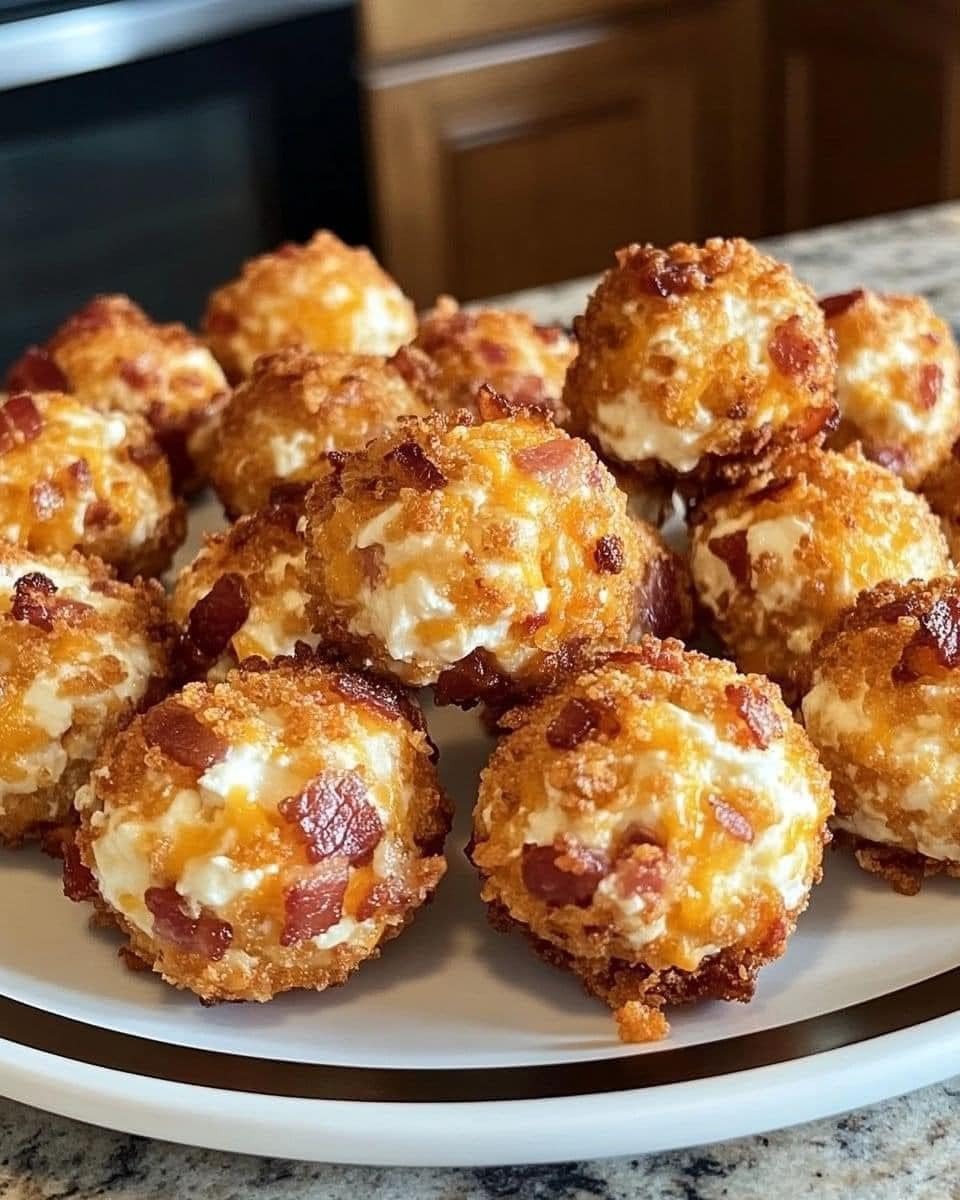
[0,0,953,362]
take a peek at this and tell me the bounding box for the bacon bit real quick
[279,771,383,865]
[11,572,58,632]
[476,383,513,421]
[535,324,568,346]
[608,639,685,674]
[708,796,755,843]
[386,440,447,490]
[622,248,713,297]
[725,683,783,748]
[521,838,609,907]
[330,670,427,743]
[144,886,233,960]
[62,838,97,901]
[707,529,751,586]
[918,363,943,410]
[520,610,550,636]
[614,841,669,898]
[893,595,960,682]
[127,439,166,469]
[0,392,43,453]
[477,338,509,365]
[819,289,865,318]
[30,479,64,521]
[768,316,820,382]
[546,696,620,749]
[84,500,119,530]
[142,702,228,770]
[118,356,157,390]
[186,573,250,658]
[280,864,350,945]
[869,445,908,473]
[434,647,510,709]
[634,555,684,639]
[593,534,624,574]
[68,458,93,490]
[5,346,70,393]
[514,437,592,489]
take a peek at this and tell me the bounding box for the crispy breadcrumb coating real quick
[73,657,449,1002]
[563,238,837,488]
[5,295,228,493]
[205,347,429,517]
[822,288,960,487]
[472,638,833,1040]
[802,577,960,892]
[690,445,950,697]
[202,231,417,382]
[922,439,960,561]
[0,545,172,845]
[304,410,690,707]
[0,390,185,578]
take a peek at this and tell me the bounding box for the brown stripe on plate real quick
[1,968,958,1103]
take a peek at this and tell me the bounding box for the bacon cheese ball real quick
[0,545,172,845]
[0,390,185,578]
[73,659,450,1002]
[206,347,429,517]
[802,577,960,895]
[410,296,576,424]
[5,295,229,493]
[472,638,833,1042]
[690,445,951,697]
[923,441,960,561]
[202,231,417,382]
[562,238,837,488]
[304,409,692,708]
[822,288,960,487]
[172,502,316,680]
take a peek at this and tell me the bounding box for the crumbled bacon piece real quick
[390,344,436,389]
[708,797,755,843]
[634,555,685,639]
[11,572,58,632]
[279,771,383,865]
[386,440,447,490]
[707,529,751,586]
[62,839,98,901]
[476,383,513,421]
[68,458,93,490]
[768,316,820,382]
[608,638,684,674]
[31,480,64,520]
[546,696,620,749]
[514,437,592,489]
[118,356,157,390]
[918,363,943,410]
[185,573,250,659]
[793,403,837,441]
[869,445,907,473]
[5,347,70,393]
[142,702,228,770]
[476,381,551,421]
[144,886,233,960]
[614,841,669,899]
[725,683,783,748]
[0,392,43,453]
[280,865,350,945]
[330,670,426,741]
[893,595,960,682]
[620,247,715,297]
[593,534,624,574]
[818,289,864,318]
[477,338,509,365]
[84,500,119,530]
[521,838,609,907]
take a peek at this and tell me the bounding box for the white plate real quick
[1,497,959,1166]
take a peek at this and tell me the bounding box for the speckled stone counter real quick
[3,204,960,1199]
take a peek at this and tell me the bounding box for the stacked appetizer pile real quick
[1,226,958,1041]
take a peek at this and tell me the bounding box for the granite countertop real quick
[3,203,960,1199]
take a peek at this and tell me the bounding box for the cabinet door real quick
[364,1,764,303]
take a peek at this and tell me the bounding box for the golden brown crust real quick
[832,829,960,896]
[0,757,94,847]
[922,443,960,561]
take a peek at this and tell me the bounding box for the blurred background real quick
[0,0,954,360]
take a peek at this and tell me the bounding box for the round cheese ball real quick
[206,347,429,517]
[921,439,960,562]
[0,390,185,578]
[304,411,691,707]
[822,288,960,487]
[410,296,576,424]
[690,446,951,696]
[472,638,833,1042]
[0,545,172,845]
[73,658,449,1002]
[172,502,316,680]
[5,294,229,493]
[202,230,417,382]
[562,238,837,487]
[802,577,960,894]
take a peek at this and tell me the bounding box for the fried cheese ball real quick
[563,238,837,487]
[206,347,429,516]
[305,411,691,707]
[5,295,229,493]
[73,659,450,1002]
[822,288,960,487]
[172,502,317,680]
[690,446,951,696]
[410,296,576,424]
[0,545,172,845]
[802,577,960,894]
[922,441,960,561]
[202,231,417,382]
[0,390,185,578]
[472,638,833,1041]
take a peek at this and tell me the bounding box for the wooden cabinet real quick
[361,1,765,304]
[768,0,960,233]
